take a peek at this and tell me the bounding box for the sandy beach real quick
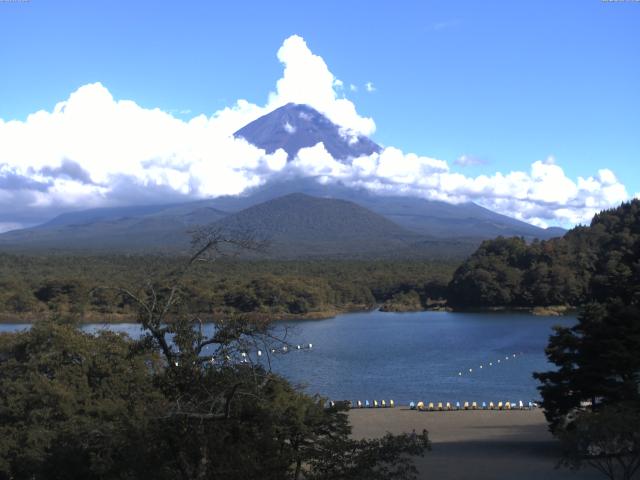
[349,408,602,480]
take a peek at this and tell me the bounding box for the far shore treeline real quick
[1,199,638,322]
[0,257,455,322]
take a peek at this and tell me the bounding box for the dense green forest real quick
[0,255,456,322]
[448,200,640,308]
[4,200,638,319]
[1,203,638,478]
[0,233,432,479]
[529,201,640,478]
[0,230,430,480]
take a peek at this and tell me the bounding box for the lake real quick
[0,310,574,406]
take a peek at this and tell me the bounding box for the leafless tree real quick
[91,227,294,415]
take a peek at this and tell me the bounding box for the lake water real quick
[0,310,574,406]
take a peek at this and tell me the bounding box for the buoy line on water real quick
[456,352,524,377]
[203,343,314,365]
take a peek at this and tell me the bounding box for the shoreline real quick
[0,307,367,325]
[0,304,576,325]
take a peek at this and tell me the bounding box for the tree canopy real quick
[0,229,431,480]
[0,255,455,322]
[527,201,640,479]
[448,200,640,308]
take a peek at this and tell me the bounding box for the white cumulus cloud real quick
[270,35,375,136]
[277,145,630,227]
[0,34,634,231]
[0,82,291,227]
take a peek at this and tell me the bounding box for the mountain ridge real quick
[0,193,478,259]
[0,103,566,255]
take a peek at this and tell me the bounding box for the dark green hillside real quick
[215,179,565,240]
[216,193,420,257]
[528,202,640,471]
[0,209,228,252]
[448,199,640,308]
[0,193,479,259]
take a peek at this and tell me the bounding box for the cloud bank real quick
[0,35,632,231]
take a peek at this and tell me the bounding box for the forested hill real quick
[447,200,640,308]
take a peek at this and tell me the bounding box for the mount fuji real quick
[0,104,564,256]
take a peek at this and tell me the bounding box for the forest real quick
[3,200,639,320]
[0,231,432,480]
[448,199,640,308]
[1,202,639,478]
[530,201,640,478]
[0,255,456,322]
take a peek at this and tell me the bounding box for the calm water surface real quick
[0,310,574,405]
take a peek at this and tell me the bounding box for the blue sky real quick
[0,0,638,229]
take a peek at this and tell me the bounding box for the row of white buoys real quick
[205,344,314,360]
[205,343,313,365]
[457,353,522,377]
[353,399,395,409]
[410,400,535,411]
[269,343,313,354]
[207,356,253,365]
